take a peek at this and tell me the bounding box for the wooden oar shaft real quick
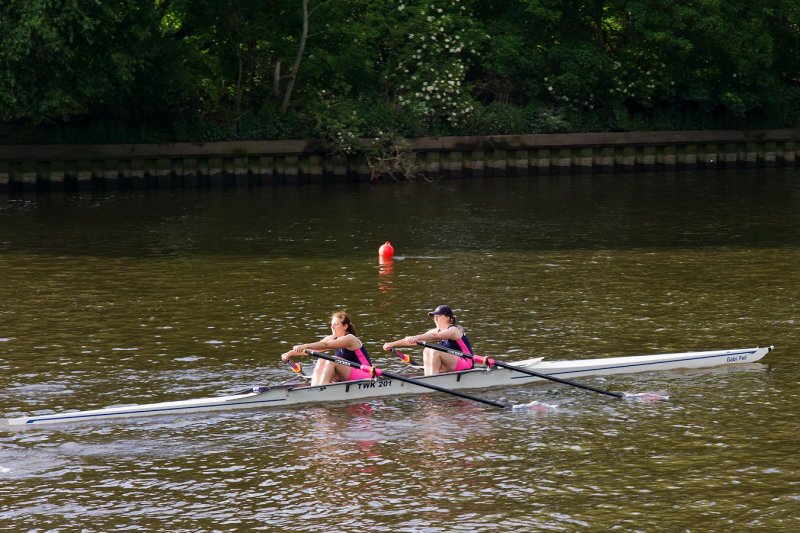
[418,342,624,399]
[303,350,507,409]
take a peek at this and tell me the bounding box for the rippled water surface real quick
[1,170,799,531]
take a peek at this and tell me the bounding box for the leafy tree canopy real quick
[1,0,798,142]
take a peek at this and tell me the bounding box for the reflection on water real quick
[1,169,800,530]
[377,256,394,297]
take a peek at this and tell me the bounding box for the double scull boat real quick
[4,345,771,426]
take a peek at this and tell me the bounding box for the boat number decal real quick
[356,380,392,389]
[727,355,748,362]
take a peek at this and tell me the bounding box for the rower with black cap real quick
[382,304,475,376]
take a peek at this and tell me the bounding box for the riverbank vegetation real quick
[2,0,799,150]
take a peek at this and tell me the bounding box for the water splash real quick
[623,392,670,402]
[511,400,558,412]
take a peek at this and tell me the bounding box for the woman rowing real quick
[382,304,474,376]
[281,310,374,386]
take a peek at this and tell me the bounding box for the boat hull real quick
[5,346,771,426]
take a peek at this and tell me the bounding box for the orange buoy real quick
[378,241,395,258]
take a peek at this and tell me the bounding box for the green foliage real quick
[0,0,162,123]
[454,102,570,135]
[543,43,610,112]
[2,0,800,145]
[382,0,484,126]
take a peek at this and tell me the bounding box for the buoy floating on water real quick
[378,241,394,290]
[378,241,395,258]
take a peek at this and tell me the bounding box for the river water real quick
[1,169,799,531]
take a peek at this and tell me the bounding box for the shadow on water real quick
[2,168,799,258]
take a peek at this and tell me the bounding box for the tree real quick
[0,0,162,123]
[607,0,798,124]
[2,0,799,138]
[367,0,484,127]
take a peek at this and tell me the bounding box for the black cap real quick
[428,305,454,318]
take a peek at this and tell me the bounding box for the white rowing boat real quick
[5,345,771,426]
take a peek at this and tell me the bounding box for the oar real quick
[230,360,309,395]
[417,341,627,400]
[302,349,507,409]
[389,348,422,367]
[286,359,305,375]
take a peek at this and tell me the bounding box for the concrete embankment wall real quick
[1,129,799,191]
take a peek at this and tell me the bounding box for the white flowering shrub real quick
[609,49,675,108]
[389,0,482,126]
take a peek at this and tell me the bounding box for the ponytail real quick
[332,310,356,335]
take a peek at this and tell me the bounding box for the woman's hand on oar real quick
[416,342,667,401]
[303,349,508,409]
